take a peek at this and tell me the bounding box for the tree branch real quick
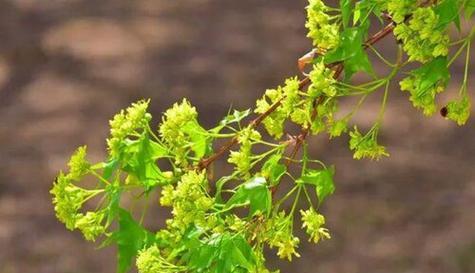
[198,21,396,171]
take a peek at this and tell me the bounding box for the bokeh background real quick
[0,0,474,272]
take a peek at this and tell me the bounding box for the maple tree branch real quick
[198,21,396,171]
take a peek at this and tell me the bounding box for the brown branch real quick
[198,78,311,170]
[198,21,396,171]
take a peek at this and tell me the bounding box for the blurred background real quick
[0,0,474,272]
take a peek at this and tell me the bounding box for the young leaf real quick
[104,184,122,225]
[434,0,461,30]
[122,134,167,190]
[217,234,255,272]
[182,121,212,159]
[353,0,377,25]
[465,0,475,18]
[221,109,251,126]
[109,209,155,273]
[261,154,287,186]
[184,232,256,272]
[324,26,373,80]
[298,166,335,205]
[411,57,450,93]
[226,177,272,217]
[340,0,352,28]
[102,159,119,180]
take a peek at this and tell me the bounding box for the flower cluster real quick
[159,99,202,165]
[445,95,471,126]
[107,100,152,158]
[386,0,416,24]
[224,214,248,232]
[305,0,339,51]
[328,118,348,138]
[159,184,174,207]
[394,7,449,63]
[50,147,106,241]
[75,211,106,242]
[51,172,88,230]
[308,62,337,98]
[137,245,184,273]
[349,126,389,160]
[280,77,301,114]
[300,209,331,243]
[290,62,338,135]
[266,212,300,261]
[228,128,262,176]
[255,77,301,138]
[256,63,339,139]
[67,146,90,180]
[163,171,213,230]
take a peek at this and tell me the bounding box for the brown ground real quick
[0,0,474,273]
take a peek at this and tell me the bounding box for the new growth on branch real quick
[51,1,474,273]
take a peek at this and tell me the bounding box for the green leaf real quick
[435,0,462,30]
[411,57,450,93]
[215,175,235,204]
[324,26,373,80]
[102,159,119,180]
[109,209,155,273]
[353,0,377,25]
[226,177,271,217]
[340,0,352,28]
[182,121,212,159]
[211,109,251,134]
[465,0,475,18]
[123,134,167,190]
[221,109,251,126]
[104,184,122,225]
[261,154,286,186]
[343,47,373,81]
[298,166,335,205]
[185,232,256,273]
[218,234,255,272]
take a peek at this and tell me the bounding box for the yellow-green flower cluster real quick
[386,0,416,24]
[51,147,106,241]
[159,184,175,207]
[307,62,337,98]
[51,146,91,229]
[164,171,213,230]
[349,126,389,160]
[224,214,248,232]
[137,245,184,273]
[159,99,198,164]
[400,74,446,116]
[328,118,348,138]
[280,77,301,114]
[228,128,261,176]
[255,77,301,138]
[300,209,330,243]
[67,146,90,180]
[276,236,300,261]
[394,7,449,63]
[51,172,88,230]
[305,0,339,50]
[290,62,338,135]
[266,212,300,261]
[75,211,106,242]
[107,100,152,158]
[446,95,471,125]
